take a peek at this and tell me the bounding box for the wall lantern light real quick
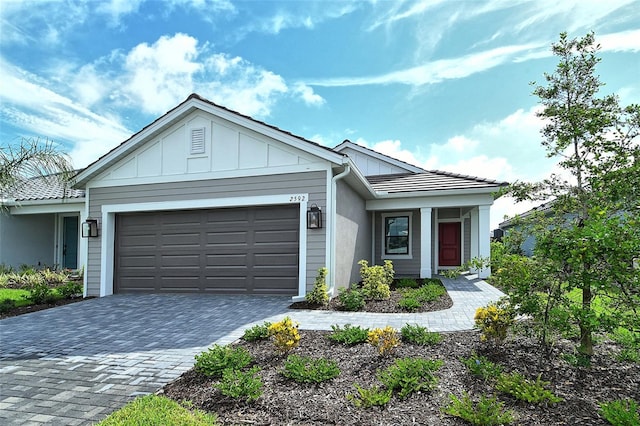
[307,204,322,229]
[82,219,99,238]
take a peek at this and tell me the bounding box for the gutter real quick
[328,162,351,296]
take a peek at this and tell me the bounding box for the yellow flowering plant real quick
[367,326,400,356]
[474,298,514,344]
[268,316,301,354]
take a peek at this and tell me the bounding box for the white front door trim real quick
[100,193,309,298]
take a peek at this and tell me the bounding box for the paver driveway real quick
[0,295,292,425]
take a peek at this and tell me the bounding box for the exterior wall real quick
[86,171,327,296]
[0,214,55,268]
[374,209,421,276]
[335,180,371,289]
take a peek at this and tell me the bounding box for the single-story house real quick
[1,93,507,299]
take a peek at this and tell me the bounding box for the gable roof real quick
[334,139,426,174]
[74,93,346,187]
[367,171,508,195]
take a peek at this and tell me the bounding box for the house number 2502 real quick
[289,195,306,202]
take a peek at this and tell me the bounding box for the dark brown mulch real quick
[0,296,92,319]
[162,330,640,425]
[290,279,453,313]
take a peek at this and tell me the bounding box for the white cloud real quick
[292,83,325,107]
[0,60,131,168]
[307,43,542,87]
[123,33,203,114]
[598,29,640,52]
[96,0,144,27]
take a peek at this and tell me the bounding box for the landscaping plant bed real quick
[162,328,639,425]
[0,296,92,319]
[290,278,453,313]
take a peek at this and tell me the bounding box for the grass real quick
[0,288,32,307]
[96,394,217,425]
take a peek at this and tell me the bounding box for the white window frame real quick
[381,212,413,260]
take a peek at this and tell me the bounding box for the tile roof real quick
[4,175,85,202]
[367,171,508,194]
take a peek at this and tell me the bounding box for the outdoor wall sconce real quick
[307,204,322,229]
[82,219,99,238]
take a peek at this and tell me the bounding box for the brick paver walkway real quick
[0,274,503,425]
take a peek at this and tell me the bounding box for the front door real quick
[62,216,79,269]
[439,222,461,267]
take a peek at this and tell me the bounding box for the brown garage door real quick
[115,205,299,295]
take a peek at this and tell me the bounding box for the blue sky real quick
[1,0,639,228]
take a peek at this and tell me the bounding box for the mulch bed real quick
[289,279,453,313]
[0,296,92,319]
[162,329,639,425]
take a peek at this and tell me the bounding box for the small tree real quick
[507,32,640,356]
[1,137,75,212]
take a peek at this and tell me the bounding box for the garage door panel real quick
[160,254,200,268]
[115,205,299,294]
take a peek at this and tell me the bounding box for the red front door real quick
[439,222,461,266]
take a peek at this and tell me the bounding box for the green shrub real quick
[358,260,393,300]
[41,268,68,285]
[242,321,272,342]
[398,296,421,311]
[282,355,340,383]
[461,352,503,381]
[337,287,365,311]
[397,282,446,311]
[413,282,446,302]
[328,324,369,345]
[401,324,442,345]
[377,357,443,399]
[306,267,329,306]
[56,282,83,299]
[214,367,263,402]
[474,298,515,344]
[0,298,17,313]
[24,277,56,304]
[395,278,420,288]
[444,392,515,425]
[599,399,639,426]
[194,345,252,378]
[346,384,392,408]
[496,372,562,404]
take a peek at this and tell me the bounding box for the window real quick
[383,214,411,257]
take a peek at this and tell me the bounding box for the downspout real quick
[328,163,351,296]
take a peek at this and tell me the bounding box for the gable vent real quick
[190,127,206,155]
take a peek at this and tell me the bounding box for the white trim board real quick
[100,193,310,298]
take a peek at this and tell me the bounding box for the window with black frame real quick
[384,215,409,255]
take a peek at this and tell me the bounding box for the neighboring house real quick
[1,93,507,299]
[498,202,555,256]
[0,176,86,270]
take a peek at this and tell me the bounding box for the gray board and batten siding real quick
[86,171,327,297]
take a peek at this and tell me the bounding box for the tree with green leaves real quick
[0,137,75,210]
[506,32,640,357]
